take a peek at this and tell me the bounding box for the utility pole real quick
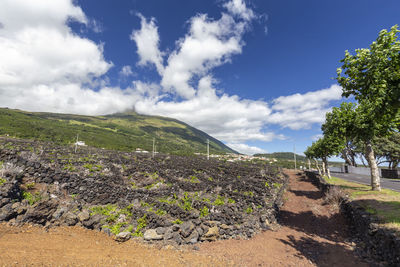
[152,138,155,158]
[74,134,79,153]
[207,139,209,160]
[294,144,297,170]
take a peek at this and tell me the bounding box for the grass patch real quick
[328,176,400,230]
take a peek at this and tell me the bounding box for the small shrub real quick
[26,182,35,189]
[131,182,137,189]
[264,181,270,188]
[200,206,209,218]
[243,191,254,197]
[213,195,225,206]
[22,191,42,205]
[245,207,253,214]
[227,198,236,204]
[273,182,282,189]
[177,192,193,211]
[109,222,127,235]
[132,214,147,237]
[189,175,200,183]
[155,209,167,216]
[323,186,346,209]
[172,219,183,224]
[126,224,134,233]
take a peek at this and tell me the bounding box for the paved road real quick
[331,172,400,192]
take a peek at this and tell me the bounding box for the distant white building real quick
[75,141,86,146]
[135,148,149,153]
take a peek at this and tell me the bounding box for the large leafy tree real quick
[373,132,400,169]
[336,25,400,191]
[304,143,321,175]
[307,137,339,179]
[322,102,358,166]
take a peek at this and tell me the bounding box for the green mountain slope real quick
[254,152,307,161]
[0,108,236,155]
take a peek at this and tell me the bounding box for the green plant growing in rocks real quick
[144,183,155,190]
[180,192,193,211]
[83,163,103,173]
[126,224,134,233]
[227,198,236,204]
[90,204,130,223]
[273,182,282,189]
[188,175,200,183]
[172,219,183,224]
[131,182,137,189]
[245,206,253,214]
[200,206,209,218]
[26,182,35,189]
[22,191,42,205]
[108,222,127,235]
[132,214,147,237]
[158,197,176,205]
[213,195,225,206]
[243,191,254,197]
[0,177,6,186]
[207,177,213,181]
[155,209,167,216]
[70,193,78,200]
[264,181,270,188]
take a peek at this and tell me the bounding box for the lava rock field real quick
[0,137,287,245]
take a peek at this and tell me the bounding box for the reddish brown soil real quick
[198,170,368,266]
[0,170,368,266]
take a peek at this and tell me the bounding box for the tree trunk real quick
[365,141,381,191]
[323,158,331,179]
[342,148,353,166]
[321,159,326,177]
[307,158,311,170]
[314,159,321,176]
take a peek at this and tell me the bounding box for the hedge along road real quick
[331,172,400,192]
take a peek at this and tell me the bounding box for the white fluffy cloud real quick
[227,143,266,155]
[0,0,143,115]
[120,65,134,77]
[135,76,281,143]
[160,13,246,99]
[130,14,164,74]
[223,0,255,21]
[267,85,343,129]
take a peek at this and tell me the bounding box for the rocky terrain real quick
[0,137,287,245]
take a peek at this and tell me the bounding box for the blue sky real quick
[0,0,399,155]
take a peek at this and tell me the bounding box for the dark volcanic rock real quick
[22,199,58,225]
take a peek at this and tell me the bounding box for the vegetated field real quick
[0,137,287,245]
[327,176,400,233]
[0,108,235,155]
[253,152,343,169]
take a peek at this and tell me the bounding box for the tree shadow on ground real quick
[289,189,323,200]
[279,210,348,242]
[280,235,368,267]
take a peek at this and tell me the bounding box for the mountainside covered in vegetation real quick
[254,152,307,161]
[0,108,236,155]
